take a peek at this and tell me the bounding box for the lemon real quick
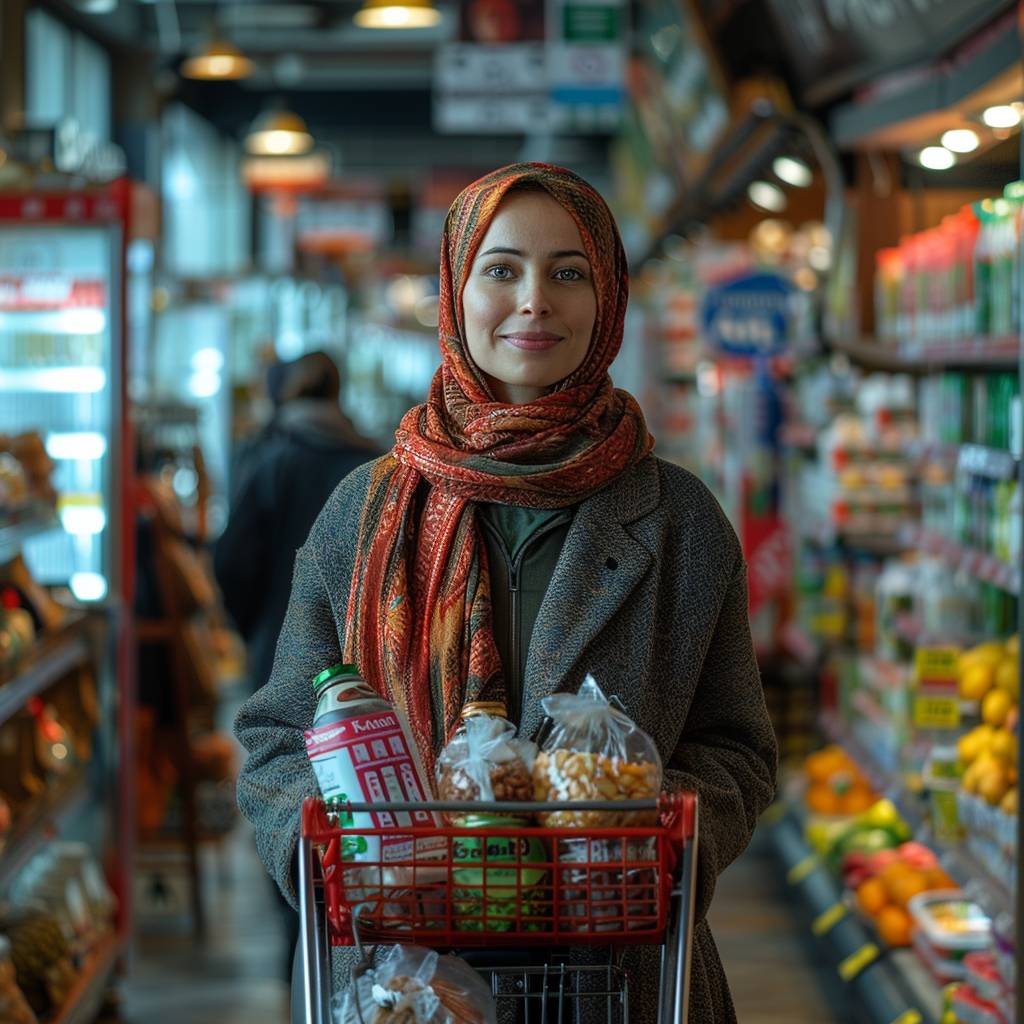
[960,662,995,701]
[995,657,1020,700]
[989,729,1018,763]
[977,762,1011,806]
[1006,635,1020,658]
[957,724,994,765]
[982,688,1014,728]
[962,759,983,794]
[1001,788,1018,816]
[965,641,1006,664]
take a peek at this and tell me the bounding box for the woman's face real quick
[461,190,597,404]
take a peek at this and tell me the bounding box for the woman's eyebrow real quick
[476,246,589,260]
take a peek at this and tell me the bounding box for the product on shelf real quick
[0,454,29,511]
[909,891,992,981]
[802,745,879,817]
[0,935,37,1024]
[1,908,76,1019]
[532,676,662,828]
[435,706,537,824]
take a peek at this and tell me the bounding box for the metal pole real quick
[298,836,328,1024]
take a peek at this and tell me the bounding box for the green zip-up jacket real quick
[235,454,777,1023]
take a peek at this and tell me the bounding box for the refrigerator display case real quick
[0,184,133,606]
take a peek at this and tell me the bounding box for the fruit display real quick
[802,744,879,817]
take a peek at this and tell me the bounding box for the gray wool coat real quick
[235,453,778,1023]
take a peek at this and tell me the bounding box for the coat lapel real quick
[519,457,660,740]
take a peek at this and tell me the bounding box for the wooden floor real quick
[118,820,858,1024]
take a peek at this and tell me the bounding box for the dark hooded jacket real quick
[214,398,379,692]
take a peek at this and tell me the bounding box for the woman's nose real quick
[518,275,551,316]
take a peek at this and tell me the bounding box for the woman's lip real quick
[500,333,563,351]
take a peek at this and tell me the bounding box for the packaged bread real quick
[435,704,537,823]
[335,945,497,1024]
[533,675,662,827]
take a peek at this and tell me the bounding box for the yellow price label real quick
[761,802,786,826]
[889,1011,922,1024]
[913,694,961,729]
[838,943,880,982]
[787,854,819,885]
[812,901,848,936]
[914,646,960,682]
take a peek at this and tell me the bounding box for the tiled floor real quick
[118,819,849,1024]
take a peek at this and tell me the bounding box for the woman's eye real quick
[555,267,585,281]
[484,265,513,280]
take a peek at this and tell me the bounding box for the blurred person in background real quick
[215,350,378,699]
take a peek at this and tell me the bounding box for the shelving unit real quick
[830,336,1021,374]
[51,932,124,1024]
[898,524,1021,595]
[0,504,60,565]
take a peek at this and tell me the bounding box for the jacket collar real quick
[519,455,661,739]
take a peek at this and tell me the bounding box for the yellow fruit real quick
[982,688,1014,728]
[1006,635,1020,658]
[963,642,1005,666]
[990,729,1018,763]
[957,725,994,765]
[876,904,913,947]
[960,662,996,701]
[977,762,1011,806]
[1001,788,1018,816]
[994,658,1020,701]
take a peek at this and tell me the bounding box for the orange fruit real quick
[856,877,889,917]
[806,782,842,815]
[876,905,913,947]
[888,870,929,908]
[925,867,956,891]
[805,746,852,784]
[839,784,876,815]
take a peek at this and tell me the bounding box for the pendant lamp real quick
[245,109,314,156]
[354,0,441,29]
[181,39,253,81]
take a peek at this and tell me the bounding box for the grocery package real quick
[532,675,662,828]
[304,664,443,889]
[1,908,76,1018]
[335,945,497,1024]
[436,705,537,824]
[908,891,992,980]
[0,936,37,1024]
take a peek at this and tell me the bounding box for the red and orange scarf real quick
[343,163,653,770]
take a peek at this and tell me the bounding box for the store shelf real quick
[766,799,943,1024]
[0,502,60,564]
[0,774,91,891]
[899,524,1021,595]
[780,422,818,451]
[801,518,910,557]
[51,932,123,1024]
[0,614,92,727]
[830,336,1021,373]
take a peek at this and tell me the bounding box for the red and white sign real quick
[0,276,106,310]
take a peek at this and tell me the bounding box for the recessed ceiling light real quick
[918,146,956,170]
[772,156,812,188]
[981,105,1021,129]
[940,129,979,153]
[246,109,314,156]
[747,181,787,212]
[354,0,441,28]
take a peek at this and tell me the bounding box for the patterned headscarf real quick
[343,163,653,768]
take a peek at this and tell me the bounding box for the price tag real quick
[812,901,848,936]
[787,854,819,885]
[838,942,880,981]
[914,646,960,683]
[889,1011,922,1024]
[913,693,961,729]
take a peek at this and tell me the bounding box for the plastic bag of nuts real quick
[435,704,538,824]
[532,675,662,827]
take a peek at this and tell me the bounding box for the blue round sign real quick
[700,271,795,356]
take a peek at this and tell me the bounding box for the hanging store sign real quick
[701,272,796,357]
[765,0,1013,103]
[241,153,330,194]
[547,0,626,131]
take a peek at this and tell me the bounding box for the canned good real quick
[452,815,549,932]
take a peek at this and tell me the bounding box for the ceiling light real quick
[181,39,253,81]
[772,156,812,188]
[747,181,787,212]
[245,109,314,156]
[70,0,117,12]
[354,0,441,28]
[940,129,979,153]
[981,104,1021,129]
[918,146,956,170]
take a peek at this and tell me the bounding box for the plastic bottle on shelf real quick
[875,558,917,663]
[973,200,994,338]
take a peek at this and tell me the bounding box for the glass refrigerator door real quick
[0,224,120,602]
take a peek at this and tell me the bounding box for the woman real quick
[235,163,777,1023]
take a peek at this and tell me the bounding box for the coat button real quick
[605,557,618,570]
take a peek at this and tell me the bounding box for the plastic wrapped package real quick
[436,711,537,823]
[334,945,497,1024]
[532,675,662,827]
[0,935,37,1024]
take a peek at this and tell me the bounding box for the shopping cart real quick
[297,792,698,1024]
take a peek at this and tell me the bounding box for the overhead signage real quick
[765,0,1013,103]
[701,272,796,357]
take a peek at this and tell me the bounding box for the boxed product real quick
[909,890,992,981]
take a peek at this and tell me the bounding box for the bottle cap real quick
[312,663,361,692]
[460,701,507,720]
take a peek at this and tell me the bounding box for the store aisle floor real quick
[710,824,854,1023]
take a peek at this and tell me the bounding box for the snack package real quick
[335,945,497,1024]
[436,714,537,823]
[533,675,662,827]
